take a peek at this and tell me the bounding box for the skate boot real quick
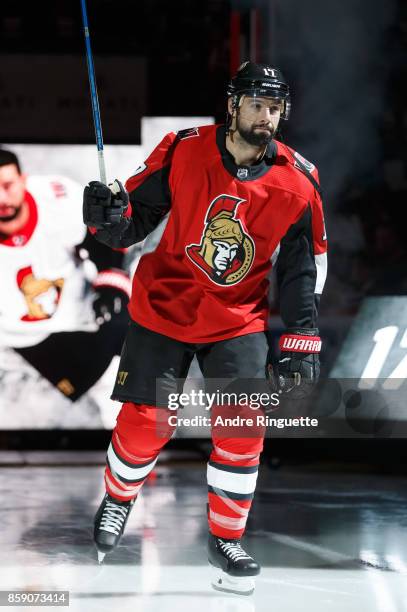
[94,493,135,563]
[208,533,260,595]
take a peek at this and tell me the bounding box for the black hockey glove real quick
[92,269,131,326]
[83,180,129,230]
[267,328,321,399]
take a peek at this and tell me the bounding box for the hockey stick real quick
[80,0,107,184]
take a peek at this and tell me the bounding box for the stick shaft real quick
[80,0,107,184]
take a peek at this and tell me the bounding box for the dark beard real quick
[237,119,275,146]
[0,208,20,222]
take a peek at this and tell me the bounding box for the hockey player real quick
[0,149,131,404]
[84,62,327,595]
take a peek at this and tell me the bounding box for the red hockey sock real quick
[208,405,265,538]
[104,402,175,501]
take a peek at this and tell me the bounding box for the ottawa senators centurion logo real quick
[185,194,255,286]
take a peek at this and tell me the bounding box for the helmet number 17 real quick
[263,68,277,78]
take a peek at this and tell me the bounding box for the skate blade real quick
[210,567,255,596]
[97,551,106,564]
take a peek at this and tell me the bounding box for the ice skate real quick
[94,493,135,562]
[208,534,260,595]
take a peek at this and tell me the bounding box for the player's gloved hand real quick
[92,269,131,326]
[267,328,321,399]
[83,180,129,230]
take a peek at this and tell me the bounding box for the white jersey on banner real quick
[0,175,97,348]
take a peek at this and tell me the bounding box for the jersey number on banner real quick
[358,326,407,390]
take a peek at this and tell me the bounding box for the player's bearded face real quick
[0,164,26,222]
[236,96,282,146]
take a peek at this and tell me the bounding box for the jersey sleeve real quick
[276,187,327,330]
[46,176,126,273]
[39,176,87,248]
[94,132,178,249]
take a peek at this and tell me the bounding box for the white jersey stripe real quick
[315,252,328,294]
[270,242,281,267]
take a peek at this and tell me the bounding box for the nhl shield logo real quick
[185,194,255,286]
[237,167,248,179]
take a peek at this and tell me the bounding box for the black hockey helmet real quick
[227,61,291,120]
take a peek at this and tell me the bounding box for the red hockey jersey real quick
[95,124,327,342]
